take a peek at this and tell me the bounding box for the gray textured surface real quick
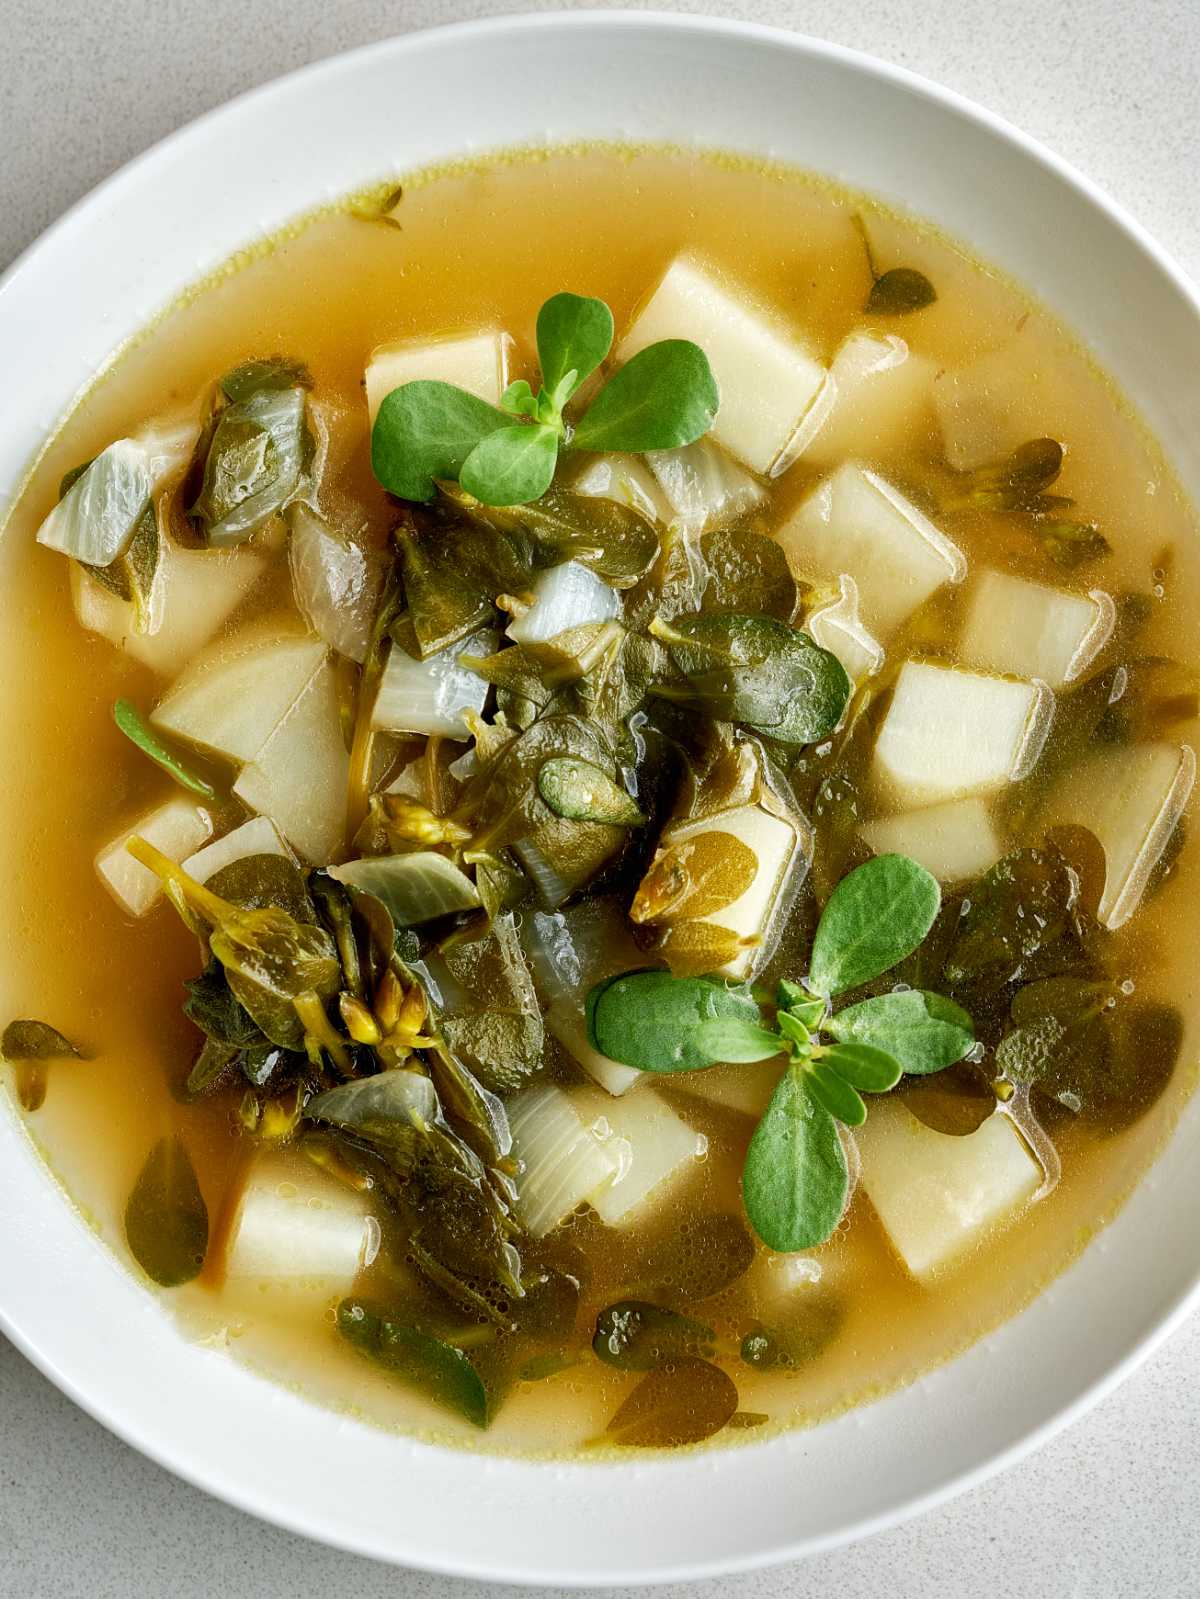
[1,1,1198,1594]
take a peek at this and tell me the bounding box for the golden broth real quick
[2,146,1198,1457]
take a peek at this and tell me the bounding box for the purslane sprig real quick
[587,855,976,1252]
[370,292,719,507]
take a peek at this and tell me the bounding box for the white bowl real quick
[2,12,1199,1584]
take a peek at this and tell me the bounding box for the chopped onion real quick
[572,453,668,524]
[805,574,885,684]
[200,386,308,548]
[38,440,153,566]
[506,561,620,646]
[574,1085,707,1227]
[644,437,766,534]
[330,851,482,926]
[287,503,383,664]
[508,1084,624,1238]
[372,629,496,739]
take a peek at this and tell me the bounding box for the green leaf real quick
[806,1060,868,1125]
[655,613,850,745]
[81,500,160,629]
[182,961,262,1048]
[123,1136,209,1287]
[825,990,974,1077]
[371,380,510,502]
[820,1041,902,1093]
[586,969,760,1073]
[337,1298,490,1428]
[499,379,540,420]
[190,385,308,546]
[593,1301,714,1371]
[113,700,218,799]
[395,517,534,657]
[700,527,799,622]
[775,1011,812,1053]
[536,757,644,825]
[573,340,718,453]
[2,1019,82,1061]
[601,1357,738,1448]
[471,487,659,588]
[943,849,1076,989]
[742,1068,848,1251]
[866,267,937,315]
[459,423,560,507]
[692,1017,784,1063]
[536,292,614,400]
[777,980,826,1031]
[634,1212,755,1302]
[808,854,941,997]
[740,1298,845,1370]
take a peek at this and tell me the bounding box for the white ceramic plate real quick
[2,13,1200,1584]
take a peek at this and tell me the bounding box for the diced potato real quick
[572,453,669,525]
[95,798,213,917]
[1046,741,1196,928]
[858,1102,1041,1280]
[800,330,936,467]
[958,570,1115,688]
[182,816,291,883]
[873,661,1052,810]
[644,802,802,981]
[364,329,512,424]
[72,542,267,679]
[670,1059,785,1121]
[216,1154,375,1304]
[151,633,326,762]
[775,464,965,637]
[805,574,885,684]
[508,1085,623,1239]
[860,797,1004,884]
[371,629,495,740]
[615,256,825,474]
[643,437,766,532]
[233,658,350,863]
[575,1086,708,1227]
[506,562,619,646]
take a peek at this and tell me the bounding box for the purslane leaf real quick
[808,855,941,997]
[371,380,510,502]
[572,340,719,453]
[820,1041,902,1094]
[825,990,974,1077]
[459,423,559,506]
[124,1136,209,1288]
[806,1061,868,1125]
[113,699,218,800]
[586,969,760,1073]
[692,1017,785,1064]
[536,292,614,400]
[742,1067,848,1251]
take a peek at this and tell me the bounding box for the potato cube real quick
[364,329,511,424]
[95,798,213,916]
[860,797,1004,884]
[958,569,1114,688]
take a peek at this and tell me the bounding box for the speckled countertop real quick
[2,1,1199,1594]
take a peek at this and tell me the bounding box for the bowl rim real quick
[2,10,1200,1583]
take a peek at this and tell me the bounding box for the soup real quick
[2,147,1197,1457]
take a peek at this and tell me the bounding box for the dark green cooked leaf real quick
[219,356,312,403]
[124,1136,209,1287]
[536,757,645,825]
[337,1298,490,1427]
[808,855,941,997]
[593,1301,714,1371]
[866,267,937,316]
[2,1020,83,1061]
[601,1357,738,1448]
[113,700,218,799]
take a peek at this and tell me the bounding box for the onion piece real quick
[643,437,765,534]
[508,1084,623,1239]
[574,1086,707,1227]
[506,562,620,646]
[372,629,496,740]
[287,503,384,664]
[330,851,482,926]
[572,453,668,524]
[38,440,154,567]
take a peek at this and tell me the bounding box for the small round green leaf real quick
[536,293,614,399]
[825,990,974,1077]
[572,340,718,453]
[809,855,941,998]
[866,267,937,316]
[536,757,644,825]
[2,1019,82,1062]
[593,1301,714,1371]
[742,1068,848,1251]
[371,380,510,502]
[602,1357,738,1448]
[459,423,560,507]
[586,969,760,1073]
